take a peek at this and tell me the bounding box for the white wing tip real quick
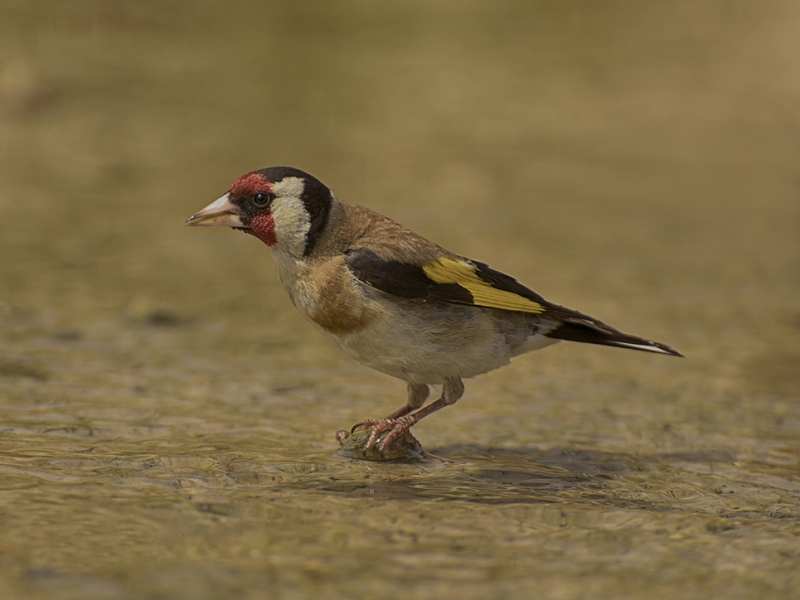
[612,341,683,356]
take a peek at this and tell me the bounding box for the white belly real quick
[319,287,541,384]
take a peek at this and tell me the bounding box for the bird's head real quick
[187,166,333,257]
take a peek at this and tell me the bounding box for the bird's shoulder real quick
[338,202,450,264]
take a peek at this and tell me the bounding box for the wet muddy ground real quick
[1,1,799,598]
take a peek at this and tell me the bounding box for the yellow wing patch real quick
[422,257,545,314]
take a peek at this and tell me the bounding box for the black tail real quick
[545,313,683,357]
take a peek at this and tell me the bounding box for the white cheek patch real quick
[270,178,311,256]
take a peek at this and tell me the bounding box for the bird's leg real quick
[357,378,465,453]
[387,383,430,419]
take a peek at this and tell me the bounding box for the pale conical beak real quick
[186,193,244,228]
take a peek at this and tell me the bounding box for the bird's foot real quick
[351,417,415,452]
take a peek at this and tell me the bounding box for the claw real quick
[378,418,416,452]
[365,422,389,450]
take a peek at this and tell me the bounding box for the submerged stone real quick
[336,426,423,461]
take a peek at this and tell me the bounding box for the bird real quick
[187,166,682,453]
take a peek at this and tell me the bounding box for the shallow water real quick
[1,1,799,598]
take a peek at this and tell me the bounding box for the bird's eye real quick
[253,193,271,207]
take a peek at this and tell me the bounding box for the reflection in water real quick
[1,1,799,598]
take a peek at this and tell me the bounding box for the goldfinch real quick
[187,166,682,452]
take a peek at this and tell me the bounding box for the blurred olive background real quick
[1,1,799,599]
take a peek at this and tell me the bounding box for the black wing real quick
[345,248,475,305]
